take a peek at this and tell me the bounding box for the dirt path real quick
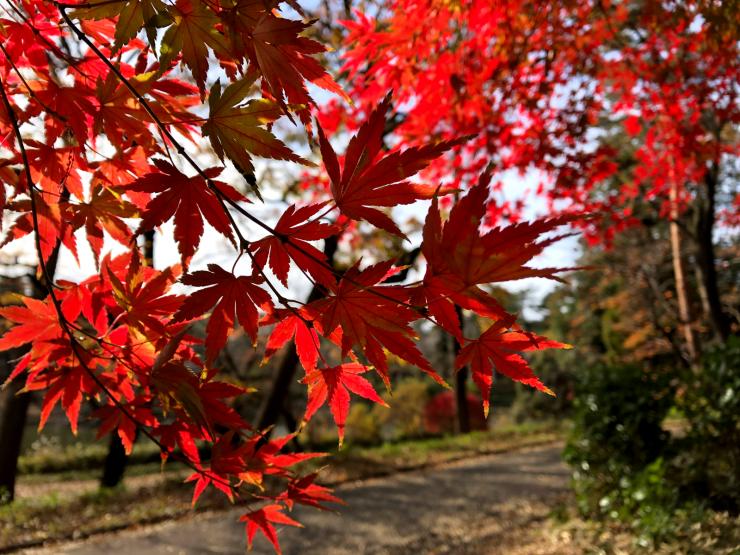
[31,444,570,555]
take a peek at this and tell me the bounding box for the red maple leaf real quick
[263,309,321,372]
[0,296,76,353]
[240,504,302,555]
[455,314,570,416]
[417,169,580,332]
[279,473,343,511]
[27,365,99,434]
[128,159,243,266]
[159,0,231,95]
[307,261,444,386]
[425,169,578,288]
[245,13,346,114]
[96,403,158,455]
[250,202,338,287]
[302,362,387,445]
[317,94,468,235]
[623,115,642,136]
[0,289,84,393]
[2,194,68,263]
[173,264,273,362]
[105,252,183,338]
[185,467,235,506]
[62,183,138,264]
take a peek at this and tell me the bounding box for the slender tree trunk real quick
[454,366,471,434]
[255,236,338,436]
[694,167,730,342]
[0,351,30,503]
[453,305,471,434]
[99,230,155,488]
[669,177,698,363]
[693,264,711,323]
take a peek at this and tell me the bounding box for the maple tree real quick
[318,0,738,361]
[0,0,580,550]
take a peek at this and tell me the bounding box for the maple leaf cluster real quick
[326,0,739,243]
[0,0,578,551]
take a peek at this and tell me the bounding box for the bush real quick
[345,403,382,446]
[374,378,430,441]
[510,349,576,423]
[564,362,674,518]
[565,339,740,547]
[676,336,740,513]
[595,457,702,546]
[344,378,433,446]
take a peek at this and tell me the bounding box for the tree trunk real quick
[669,178,698,363]
[100,431,130,488]
[257,347,301,433]
[99,230,155,488]
[694,167,730,342]
[255,235,339,436]
[142,229,155,266]
[454,366,471,434]
[0,353,31,503]
[453,305,471,434]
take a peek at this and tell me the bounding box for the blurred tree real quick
[318,0,738,359]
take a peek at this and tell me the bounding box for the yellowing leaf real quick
[203,78,311,175]
[160,0,230,94]
[70,0,167,51]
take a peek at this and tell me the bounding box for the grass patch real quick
[18,442,164,475]
[536,496,740,555]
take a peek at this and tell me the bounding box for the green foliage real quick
[564,363,673,492]
[375,379,431,441]
[510,348,576,422]
[676,336,740,512]
[345,378,432,445]
[565,339,740,547]
[345,403,382,446]
[563,362,675,540]
[19,438,162,475]
[595,457,699,547]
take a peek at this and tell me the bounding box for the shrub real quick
[676,336,740,512]
[345,403,382,446]
[565,340,740,546]
[563,362,674,517]
[374,379,431,441]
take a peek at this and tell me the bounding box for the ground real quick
[28,444,571,555]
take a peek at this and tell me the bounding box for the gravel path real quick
[36,443,569,555]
